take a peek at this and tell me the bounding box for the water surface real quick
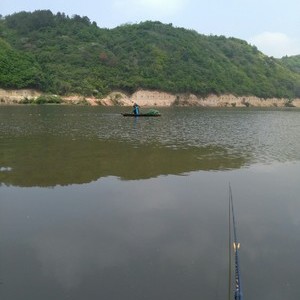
[1,106,300,300]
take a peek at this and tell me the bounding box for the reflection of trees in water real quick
[0,136,249,187]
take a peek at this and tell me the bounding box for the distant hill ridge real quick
[1,10,300,99]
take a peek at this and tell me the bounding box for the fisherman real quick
[133,103,140,115]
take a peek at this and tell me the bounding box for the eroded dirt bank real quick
[1,88,300,107]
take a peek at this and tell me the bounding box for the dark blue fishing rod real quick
[229,184,243,300]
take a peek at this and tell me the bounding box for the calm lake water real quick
[1,106,300,300]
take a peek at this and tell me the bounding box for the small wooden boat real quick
[121,113,161,117]
[122,109,161,117]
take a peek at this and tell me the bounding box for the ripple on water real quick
[1,106,300,165]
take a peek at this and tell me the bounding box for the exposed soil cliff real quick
[1,88,300,107]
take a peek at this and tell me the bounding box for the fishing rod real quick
[229,184,243,300]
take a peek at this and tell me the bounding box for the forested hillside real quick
[281,55,300,74]
[1,10,300,98]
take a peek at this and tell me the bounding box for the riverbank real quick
[1,88,300,107]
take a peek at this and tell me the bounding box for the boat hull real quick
[121,113,161,117]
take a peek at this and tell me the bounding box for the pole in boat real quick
[229,184,243,300]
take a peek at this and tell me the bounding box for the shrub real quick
[19,97,34,104]
[34,95,62,104]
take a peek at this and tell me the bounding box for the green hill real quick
[1,10,300,99]
[280,55,300,74]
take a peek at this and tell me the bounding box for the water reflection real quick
[0,174,230,299]
[1,106,300,187]
[1,163,300,300]
[0,135,248,187]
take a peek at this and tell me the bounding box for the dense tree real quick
[0,38,42,88]
[281,55,300,74]
[0,10,300,98]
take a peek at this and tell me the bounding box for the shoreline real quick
[1,88,300,107]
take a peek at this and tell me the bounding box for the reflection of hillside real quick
[0,136,249,187]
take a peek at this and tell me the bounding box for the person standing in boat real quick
[133,103,140,115]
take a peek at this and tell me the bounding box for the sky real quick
[1,0,300,58]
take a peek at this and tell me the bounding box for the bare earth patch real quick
[1,88,300,107]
